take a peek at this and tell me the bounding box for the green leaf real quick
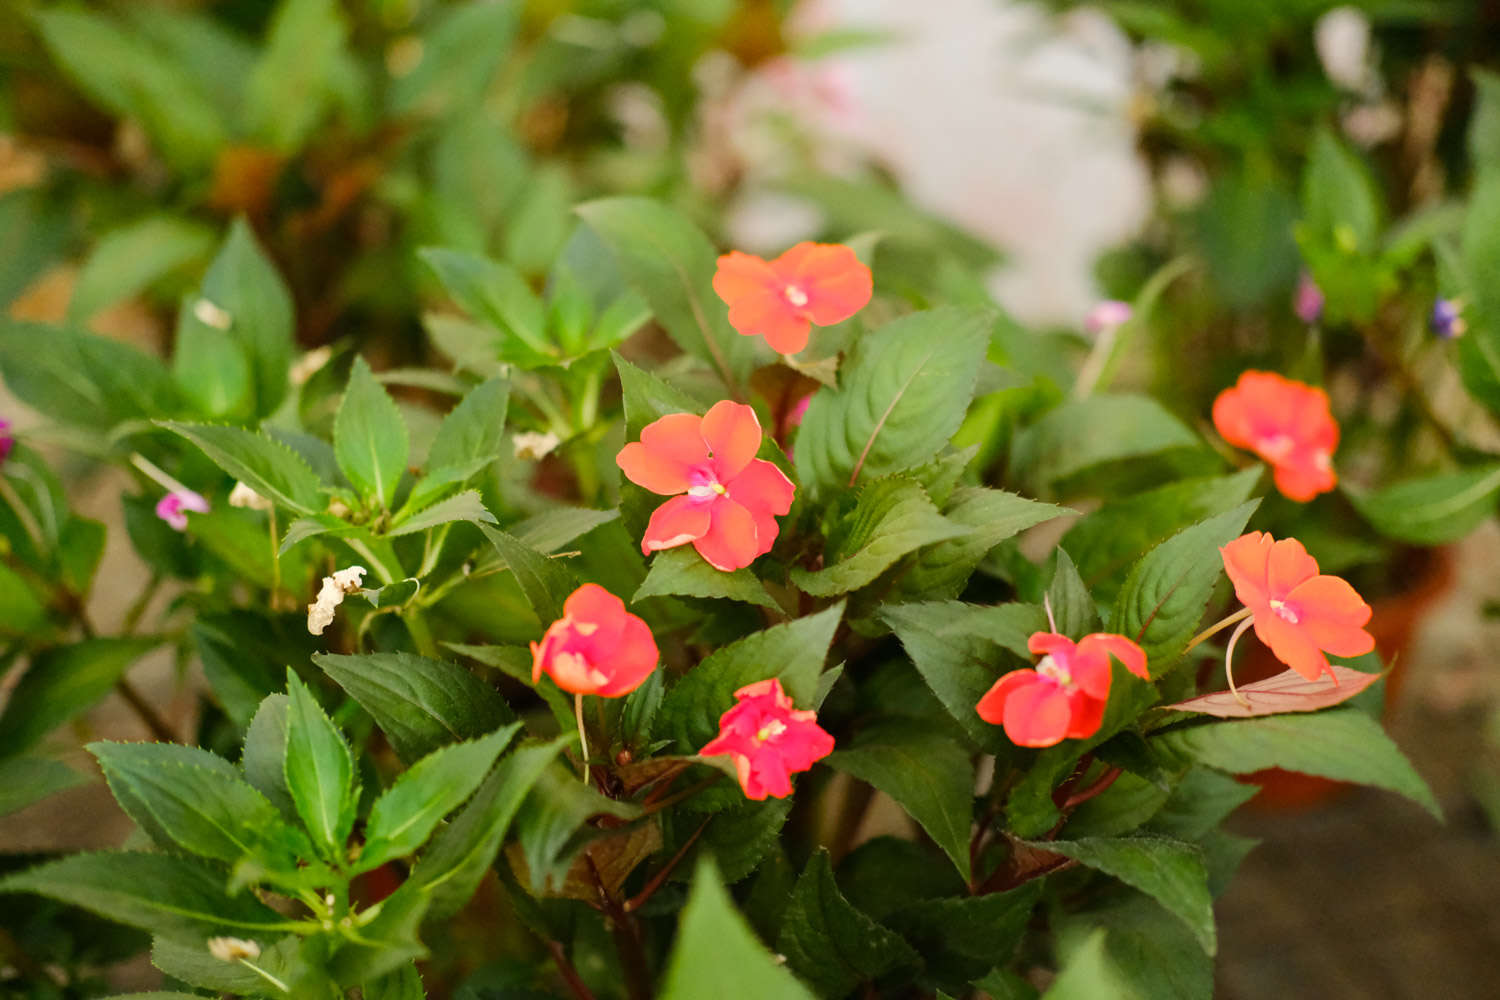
[827,720,974,881]
[90,741,285,865]
[360,578,421,609]
[364,962,426,1000]
[883,601,1046,753]
[658,604,843,753]
[419,248,553,365]
[776,849,921,998]
[1039,835,1215,954]
[885,883,1040,965]
[635,545,781,608]
[1146,766,1257,841]
[791,477,968,596]
[1152,709,1440,819]
[407,735,568,918]
[795,307,991,491]
[196,219,297,416]
[68,215,215,323]
[242,694,296,820]
[898,487,1068,600]
[0,639,161,757]
[512,507,620,552]
[1063,469,1262,604]
[426,375,510,472]
[444,642,573,735]
[1047,548,1099,637]
[284,673,357,858]
[510,763,640,893]
[243,0,348,152]
[1111,502,1258,668]
[1350,465,1500,545]
[0,563,47,638]
[360,725,519,871]
[659,857,818,1000]
[0,756,85,818]
[162,422,323,515]
[150,935,302,996]
[313,651,514,764]
[33,9,227,169]
[1469,68,1500,166]
[0,851,283,941]
[0,321,178,429]
[1042,929,1134,1000]
[1302,129,1381,253]
[1056,894,1211,1000]
[678,797,792,885]
[1011,395,1203,496]
[478,524,577,626]
[335,357,410,510]
[388,489,496,536]
[171,296,253,418]
[1458,170,1500,415]
[389,1,519,117]
[578,198,756,390]
[613,351,708,436]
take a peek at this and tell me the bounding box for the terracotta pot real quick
[1243,544,1456,810]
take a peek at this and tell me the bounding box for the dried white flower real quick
[307,565,367,636]
[228,481,272,511]
[207,936,260,962]
[192,298,233,330]
[1315,6,1374,94]
[512,430,560,461]
[289,346,333,387]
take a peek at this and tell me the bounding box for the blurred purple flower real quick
[0,419,12,466]
[1430,298,1467,339]
[1083,300,1133,336]
[156,489,210,532]
[1294,274,1324,325]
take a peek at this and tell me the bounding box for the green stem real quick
[404,609,437,658]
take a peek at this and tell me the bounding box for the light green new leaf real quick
[162,422,323,515]
[828,720,974,881]
[1350,465,1500,545]
[335,357,410,510]
[284,674,357,859]
[196,219,297,416]
[579,198,757,390]
[359,725,519,871]
[426,375,510,473]
[635,545,780,608]
[1039,835,1216,955]
[795,307,991,492]
[1043,929,1136,1000]
[660,857,817,1000]
[1153,709,1440,819]
[791,477,969,596]
[313,651,515,764]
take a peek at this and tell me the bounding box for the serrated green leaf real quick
[511,763,641,893]
[242,694,296,820]
[676,797,792,886]
[660,856,818,1000]
[359,725,519,871]
[335,357,410,510]
[827,720,974,881]
[1037,835,1215,955]
[612,351,708,436]
[443,642,574,735]
[777,849,921,998]
[1152,709,1440,819]
[579,198,757,390]
[426,375,510,472]
[792,477,968,596]
[1011,395,1203,496]
[658,604,843,753]
[162,422,323,514]
[511,506,620,552]
[284,673,356,858]
[478,524,578,626]
[196,219,296,416]
[1111,502,1258,668]
[0,638,161,757]
[364,962,426,1000]
[635,545,780,608]
[795,307,991,491]
[0,756,85,818]
[1350,465,1500,545]
[313,651,515,764]
[388,489,496,536]
[899,487,1068,600]
[0,851,284,941]
[888,882,1040,966]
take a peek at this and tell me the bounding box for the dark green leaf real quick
[898,487,1068,600]
[510,763,640,893]
[335,357,410,509]
[478,524,577,626]
[635,545,780,608]
[284,673,357,858]
[887,882,1040,964]
[1047,548,1098,637]
[1145,766,1257,841]
[1011,395,1203,496]
[242,694,296,820]
[1350,465,1500,545]
[388,489,496,536]
[1057,896,1207,1000]
[0,639,161,757]
[162,422,323,515]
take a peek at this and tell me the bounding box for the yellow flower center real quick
[784,285,809,308]
[756,719,787,743]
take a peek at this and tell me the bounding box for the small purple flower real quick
[155,490,210,532]
[1083,300,1133,336]
[1294,273,1324,325]
[0,419,12,465]
[1430,297,1467,339]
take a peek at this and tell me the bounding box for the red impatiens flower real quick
[711,242,872,355]
[1211,370,1339,502]
[976,632,1148,748]
[615,401,795,572]
[699,678,834,800]
[531,584,659,697]
[1220,531,1374,682]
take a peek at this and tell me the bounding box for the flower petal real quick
[1064,691,1106,740]
[976,669,1034,725]
[726,458,796,516]
[712,251,778,305]
[594,614,660,697]
[1220,532,1273,611]
[1266,536,1319,599]
[1079,633,1150,680]
[1002,680,1072,748]
[776,243,872,327]
[617,441,694,495]
[1252,611,1331,681]
[1272,458,1336,503]
[691,497,761,571]
[728,292,811,354]
[1027,632,1076,658]
[701,400,763,480]
[640,412,710,468]
[642,495,711,554]
[1285,575,1375,656]
[1210,386,1257,451]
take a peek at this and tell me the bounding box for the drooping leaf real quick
[313,651,515,764]
[795,307,992,491]
[335,357,410,510]
[283,673,357,859]
[1349,465,1500,545]
[162,423,323,515]
[1167,664,1382,718]
[0,639,161,757]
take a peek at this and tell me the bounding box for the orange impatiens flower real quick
[616,401,795,572]
[531,584,659,697]
[712,242,872,355]
[1212,371,1339,502]
[1220,531,1374,683]
[976,632,1148,748]
[700,678,834,800]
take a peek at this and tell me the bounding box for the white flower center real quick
[1258,434,1296,462]
[756,719,788,742]
[1036,655,1072,687]
[1269,598,1299,624]
[783,284,809,308]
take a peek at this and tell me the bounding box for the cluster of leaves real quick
[0,175,1442,1000]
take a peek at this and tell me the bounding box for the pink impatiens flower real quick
[0,418,13,465]
[976,632,1148,748]
[530,584,659,698]
[1212,370,1339,502]
[712,242,872,355]
[615,401,795,572]
[155,489,210,532]
[700,678,834,800]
